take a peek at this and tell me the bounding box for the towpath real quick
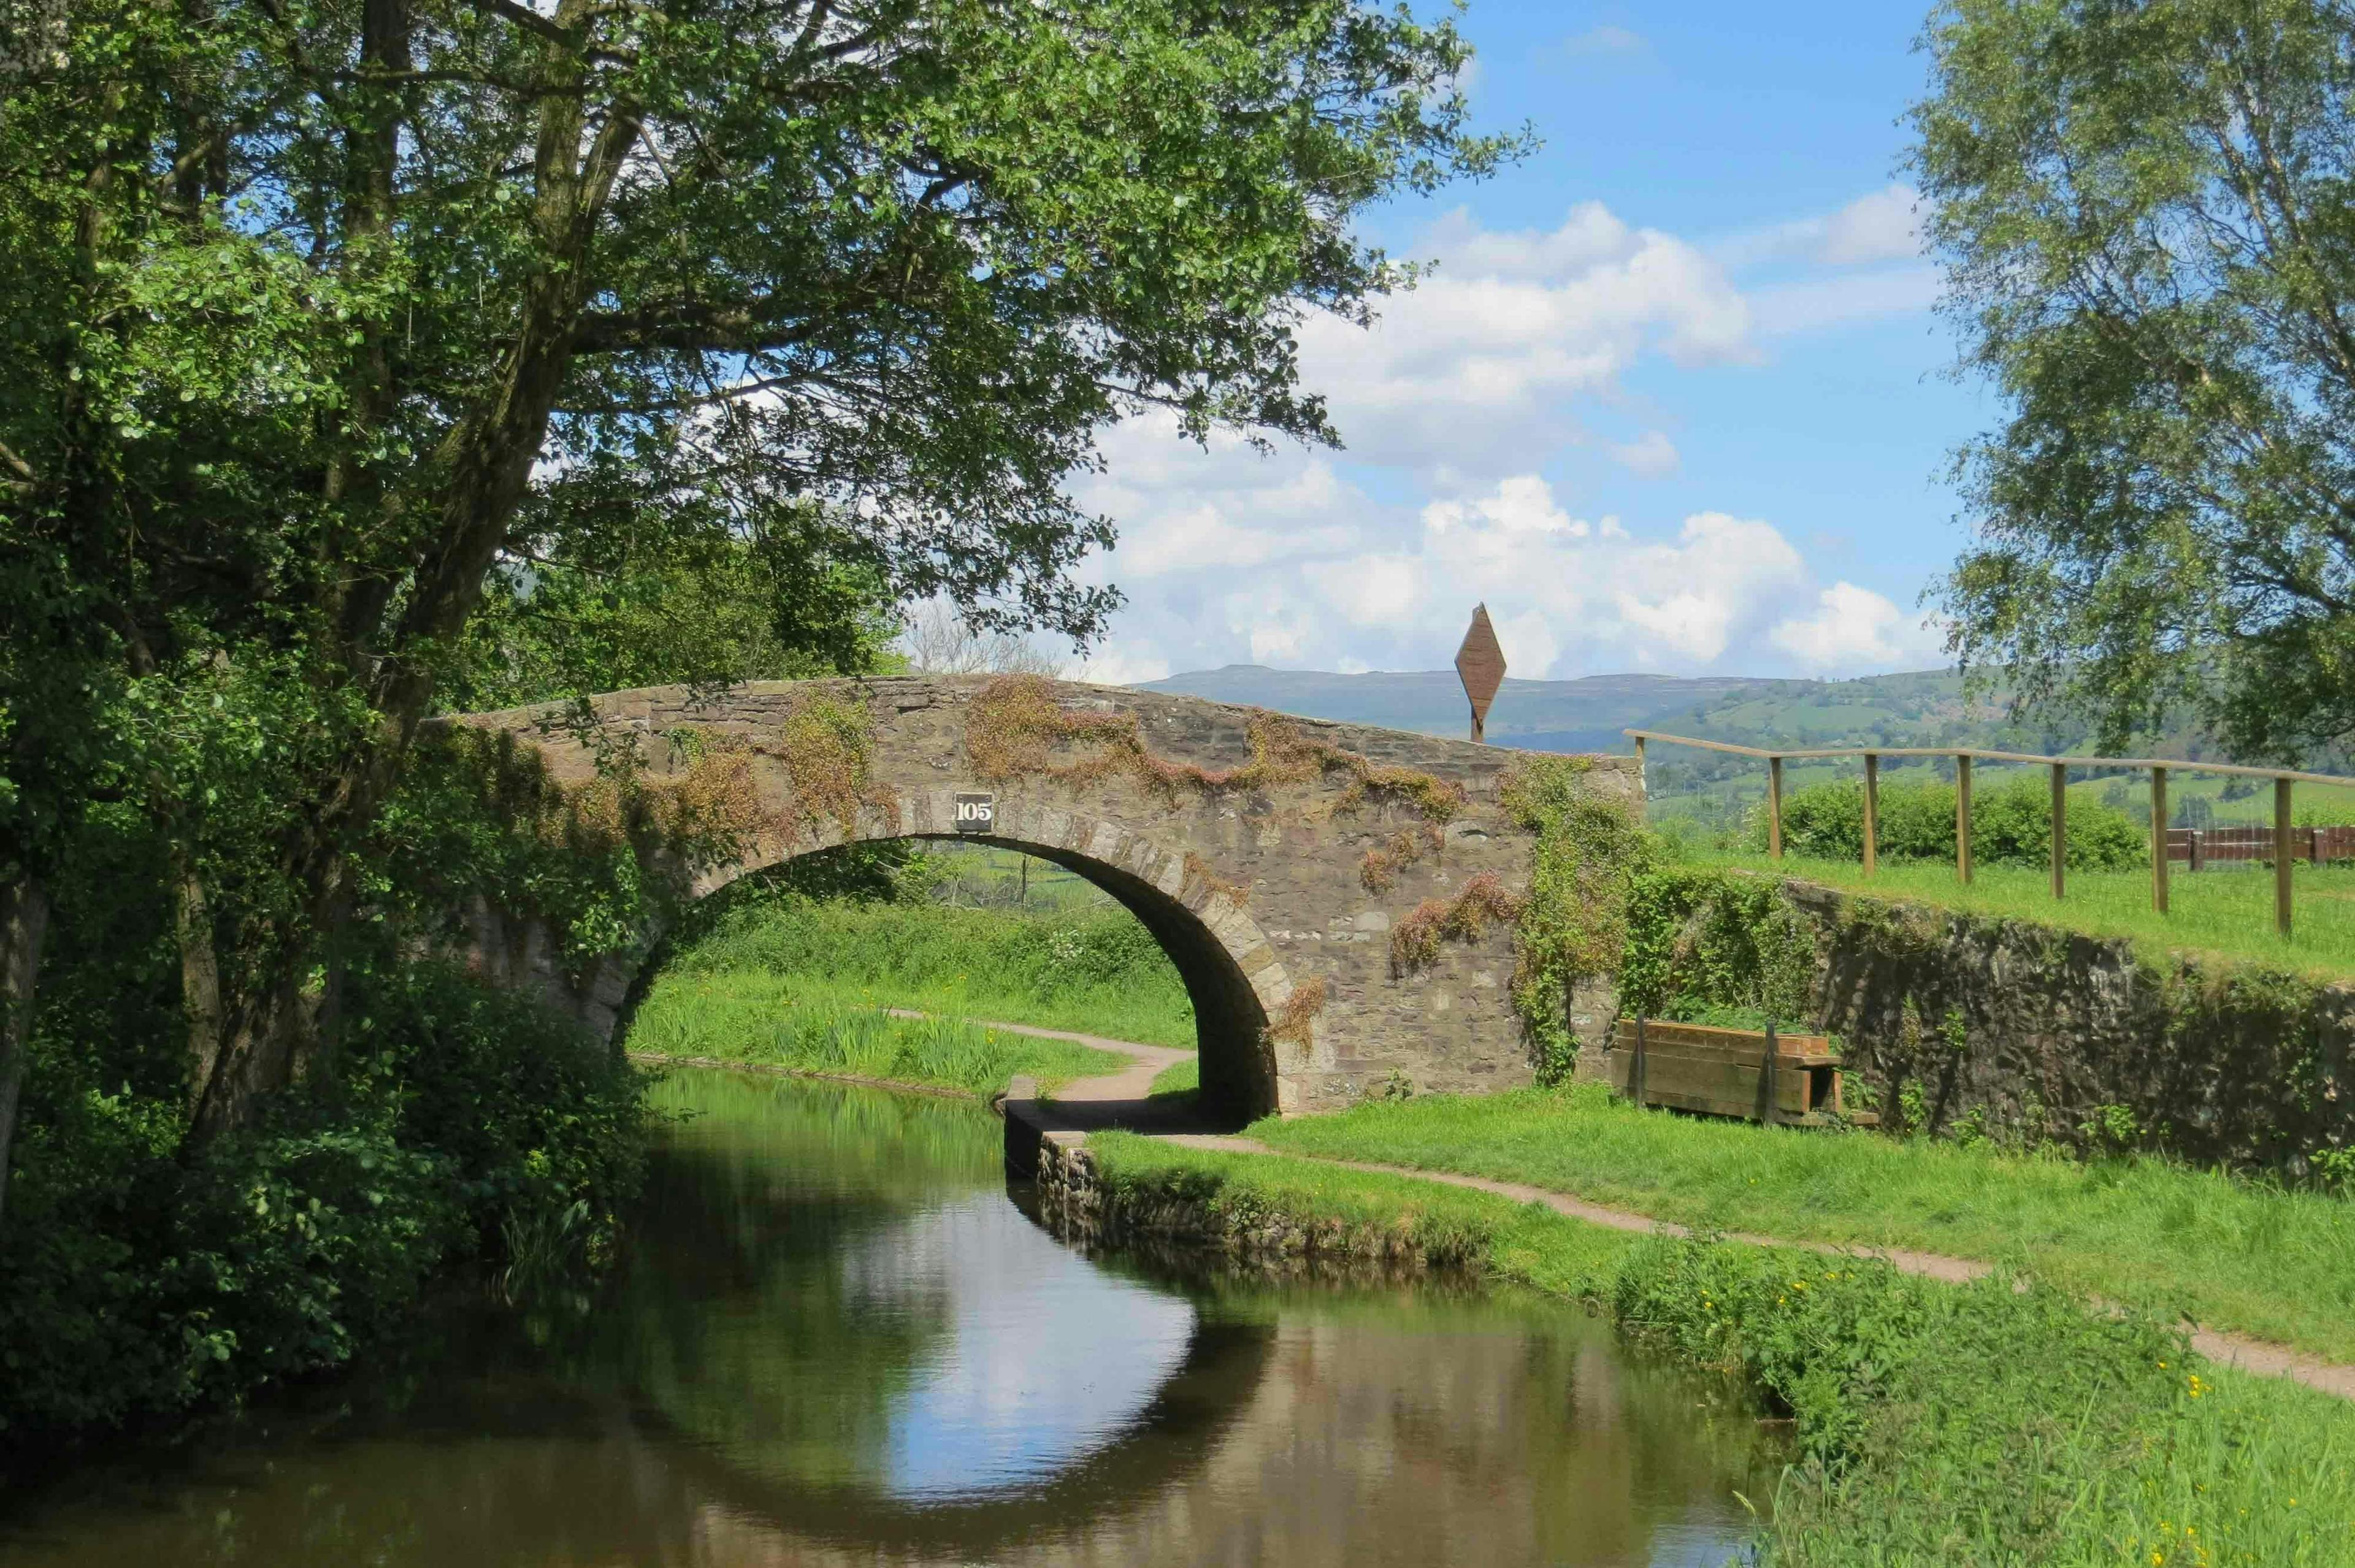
[992,1019,2355,1405]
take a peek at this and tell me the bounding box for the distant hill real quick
[1134,664,2254,805]
[1139,665,1780,753]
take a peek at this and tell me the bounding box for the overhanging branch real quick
[461,0,575,47]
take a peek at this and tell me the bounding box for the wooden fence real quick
[2169,825,2355,870]
[1625,730,2355,938]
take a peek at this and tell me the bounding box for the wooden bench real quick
[1607,1017,1872,1128]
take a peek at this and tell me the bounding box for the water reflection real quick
[592,1075,1198,1505]
[0,1071,1777,1568]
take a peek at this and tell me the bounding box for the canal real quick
[0,1069,1780,1566]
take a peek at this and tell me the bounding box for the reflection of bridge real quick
[452,676,1637,1117]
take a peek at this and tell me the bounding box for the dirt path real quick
[884,1009,1195,1104]
[1026,1029,2355,1404]
[940,1011,1207,1134]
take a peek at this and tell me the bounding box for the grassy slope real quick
[1693,847,2355,981]
[1253,1085,2355,1361]
[628,972,1122,1093]
[663,897,1198,1048]
[1089,1134,2355,1567]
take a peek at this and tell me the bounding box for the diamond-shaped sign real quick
[1455,603,1506,743]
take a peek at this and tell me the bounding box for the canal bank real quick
[1045,1129,2355,1564]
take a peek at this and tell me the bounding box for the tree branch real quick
[570,302,827,354]
[554,369,819,414]
[460,0,574,47]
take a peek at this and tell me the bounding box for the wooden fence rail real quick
[2167,825,2355,868]
[1626,730,2355,939]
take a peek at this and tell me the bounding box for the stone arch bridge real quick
[451,677,1640,1119]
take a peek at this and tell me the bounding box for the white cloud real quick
[1056,189,1952,685]
[1303,551,1420,625]
[1751,267,1942,336]
[1718,183,1925,270]
[1768,581,1942,670]
[1607,430,1681,478]
[1562,24,1645,53]
[1074,430,1926,681]
[1301,204,1753,472]
[1390,486,1815,672]
[1819,184,1926,265]
[1073,646,1173,686]
[1423,473,1587,540]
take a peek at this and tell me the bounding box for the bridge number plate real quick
[953,793,995,833]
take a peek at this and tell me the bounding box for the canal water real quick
[0,1069,1780,1567]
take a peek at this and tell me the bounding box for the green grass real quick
[664,896,1197,1048]
[626,971,1122,1094]
[1148,1057,1198,1100]
[1253,1084,2355,1363]
[1691,846,2355,981]
[1086,1133,2355,1567]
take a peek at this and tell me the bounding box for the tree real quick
[0,0,1515,1146]
[447,500,905,713]
[897,600,1066,677]
[1918,0,2355,760]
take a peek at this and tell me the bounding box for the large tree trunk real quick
[186,862,358,1142]
[0,880,52,1228]
[188,992,302,1144]
[182,23,640,1141]
[175,865,224,1113]
[184,850,346,1144]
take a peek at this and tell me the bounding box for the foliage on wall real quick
[965,676,1465,819]
[1499,757,1655,1081]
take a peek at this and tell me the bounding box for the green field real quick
[1690,846,2355,980]
[1086,1133,2355,1567]
[2067,768,2355,828]
[1252,1082,2355,1361]
[662,892,1198,1048]
[921,840,1120,913]
[627,972,1123,1093]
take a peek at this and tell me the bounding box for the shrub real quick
[0,955,646,1463]
[1750,775,2145,870]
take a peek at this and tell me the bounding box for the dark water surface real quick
[0,1070,1780,1567]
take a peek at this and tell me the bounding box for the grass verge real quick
[1149,1057,1198,1101]
[1086,1134,2355,1566]
[665,897,1198,1048]
[627,971,1122,1095]
[1692,847,2355,982]
[1251,1084,2355,1364]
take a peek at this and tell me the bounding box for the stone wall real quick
[1028,1131,1462,1272]
[1623,876,2355,1171]
[448,676,1641,1119]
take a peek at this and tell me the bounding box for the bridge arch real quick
[453,676,1641,1116]
[680,800,1290,1117]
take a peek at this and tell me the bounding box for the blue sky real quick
[1070,2,1993,686]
